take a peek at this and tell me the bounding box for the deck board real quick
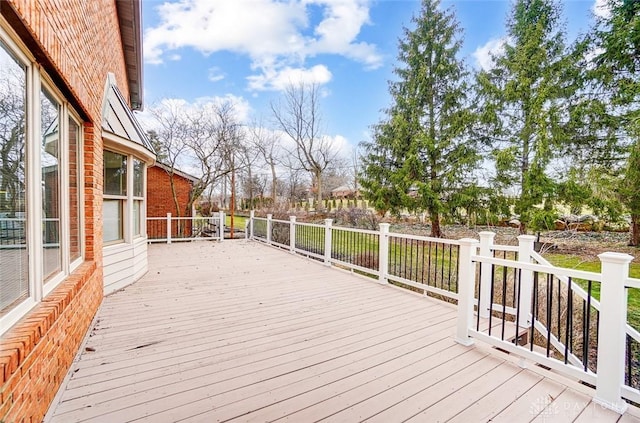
[45,241,638,422]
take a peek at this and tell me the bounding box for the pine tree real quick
[475,0,574,234]
[592,0,640,245]
[360,0,476,237]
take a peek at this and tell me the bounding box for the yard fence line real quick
[147,212,225,243]
[247,211,640,414]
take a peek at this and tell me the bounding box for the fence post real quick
[219,211,225,242]
[267,214,273,245]
[594,252,633,414]
[166,213,172,244]
[456,238,478,346]
[324,218,333,266]
[289,216,296,253]
[478,231,495,318]
[249,210,255,239]
[378,223,390,284]
[517,235,536,328]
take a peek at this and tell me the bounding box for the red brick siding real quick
[1,0,131,421]
[147,166,194,238]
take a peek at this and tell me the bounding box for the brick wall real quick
[147,166,195,238]
[0,1,132,421]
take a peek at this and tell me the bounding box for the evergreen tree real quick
[360,0,476,237]
[475,0,575,234]
[592,0,640,245]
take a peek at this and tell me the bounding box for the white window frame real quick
[103,146,148,245]
[103,150,128,244]
[0,21,84,332]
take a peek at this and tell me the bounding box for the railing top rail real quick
[492,245,519,253]
[388,231,461,246]
[473,254,603,282]
[627,277,640,289]
[270,218,290,224]
[331,226,380,236]
[294,221,325,229]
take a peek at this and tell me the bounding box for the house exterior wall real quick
[0,1,133,421]
[147,165,194,238]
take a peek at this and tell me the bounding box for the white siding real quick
[103,237,148,295]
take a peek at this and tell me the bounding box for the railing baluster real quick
[447,244,453,292]
[488,262,496,337]
[530,271,538,351]
[501,262,507,341]
[564,277,572,364]
[514,269,522,345]
[547,274,552,357]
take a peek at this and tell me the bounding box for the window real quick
[103,151,126,243]
[103,153,146,242]
[133,159,144,237]
[0,28,84,328]
[69,118,81,262]
[41,88,62,281]
[0,39,28,314]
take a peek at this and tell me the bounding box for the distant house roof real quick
[153,162,200,183]
[332,185,357,193]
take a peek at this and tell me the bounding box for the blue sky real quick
[140,0,605,155]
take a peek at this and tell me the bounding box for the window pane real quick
[133,200,141,236]
[41,88,61,281]
[0,41,28,313]
[69,118,81,261]
[104,151,126,196]
[103,199,122,242]
[133,159,143,197]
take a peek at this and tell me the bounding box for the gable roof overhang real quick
[114,0,144,111]
[153,162,200,184]
[102,73,155,164]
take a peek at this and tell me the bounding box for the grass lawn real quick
[546,253,640,329]
[225,214,247,230]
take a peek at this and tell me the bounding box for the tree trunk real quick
[630,214,640,247]
[519,221,527,235]
[315,169,323,206]
[430,211,442,238]
[271,162,277,204]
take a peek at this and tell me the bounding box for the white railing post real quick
[166,213,172,244]
[456,238,478,346]
[289,215,296,253]
[517,235,536,328]
[594,252,633,414]
[249,210,255,239]
[378,223,390,284]
[266,214,273,245]
[478,231,495,318]
[219,210,225,242]
[324,218,333,266]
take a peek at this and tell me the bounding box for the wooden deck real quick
[45,241,640,423]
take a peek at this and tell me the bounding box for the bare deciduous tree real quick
[249,120,281,205]
[146,99,242,217]
[271,82,339,204]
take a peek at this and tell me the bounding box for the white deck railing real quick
[247,211,639,414]
[147,212,225,243]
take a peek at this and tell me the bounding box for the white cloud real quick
[592,0,612,19]
[207,66,225,82]
[137,94,252,131]
[247,64,332,91]
[144,0,381,91]
[472,38,507,71]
